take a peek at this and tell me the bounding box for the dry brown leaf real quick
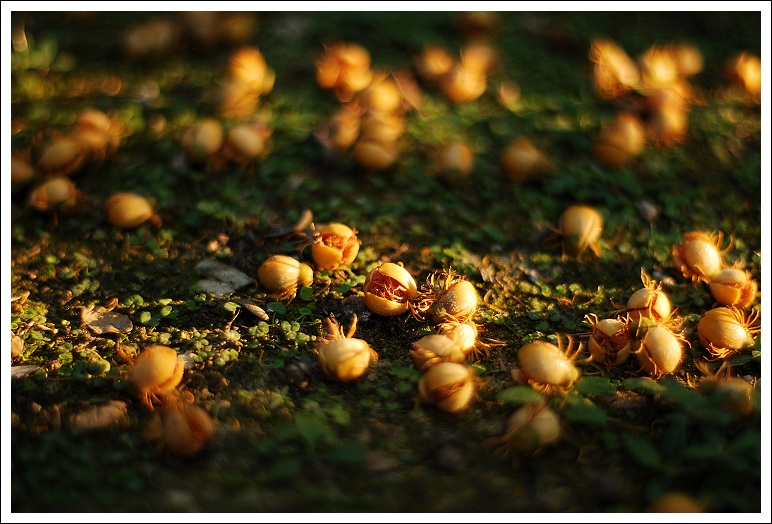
[81,304,133,335]
[234,298,269,321]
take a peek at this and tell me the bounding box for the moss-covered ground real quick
[6,9,766,515]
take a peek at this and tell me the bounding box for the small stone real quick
[195,279,238,296]
[68,401,129,432]
[11,365,40,379]
[11,334,24,360]
[195,259,252,295]
[366,450,400,474]
[434,444,465,473]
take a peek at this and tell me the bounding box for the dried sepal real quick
[725,51,761,99]
[257,255,314,302]
[708,267,758,308]
[316,315,378,382]
[311,223,361,271]
[501,137,551,182]
[459,40,498,76]
[359,111,405,144]
[37,136,89,176]
[697,306,759,360]
[227,46,274,94]
[314,103,363,155]
[458,12,500,39]
[147,396,216,456]
[418,361,476,413]
[647,492,707,513]
[592,112,646,169]
[437,320,478,356]
[695,360,756,417]
[584,313,631,368]
[71,108,125,161]
[12,151,36,190]
[432,141,475,184]
[414,45,455,86]
[181,118,224,164]
[439,319,504,362]
[513,336,582,395]
[221,121,272,164]
[411,269,478,324]
[126,344,185,410]
[316,41,374,102]
[484,403,561,455]
[639,44,682,91]
[410,334,467,372]
[589,37,641,99]
[671,230,732,284]
[617,268,673,323]
[352,136,399,171]
[556,205,603,259]
[672,42,704,78]
[105,192,161,229]
[27,176,81,212]
[122,17,181,60]
[439,62,487,103]
[363,262,418,316]
[630,318,688,378]
[360,70,403,113]
[218,82,261,120]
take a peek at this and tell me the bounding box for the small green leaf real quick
[563,396,607,425]
[496,386,544,406]
[622,377,666,395]
[574,376,616,396]
[388,365,420,380]
[333,283,351,294]
[659,376,712,416]
[293,413,332,452]
[726,353,757,366]
[248,321,270,336]
[681,444,723,461]
[298,286,314,301]
[223,301,239,313]
[621,434,663,470]
[255,438,279,455]
[329,442,367,464]
[726,428,761,457]
[267,302,286,315]
[269,457,301,480]
[138,311,152,324]
[396,381,413,394]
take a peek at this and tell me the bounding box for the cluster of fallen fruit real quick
[121,213,759,488]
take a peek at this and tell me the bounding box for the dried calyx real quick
[411,268,478,324]
[316,314,378,382]
[363,262,418,316]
